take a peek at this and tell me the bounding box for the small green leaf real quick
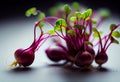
[48,29,55,35]
[110,24,116,31]
[110,36,119,44]
[56,19,67,27]
[98,9,110,18]
[25,7,37,17]
[67,29,76,36]
[74,24,85,29]
[93,32,98,37]
[54,26,61,31]
[64,4,71,14]
[112,31,120,38]
[72,2,80,10]
[93,31,103,37]
[86,9,92,17]
[38,12,45,20]
[70,16,77,21]
[80,13,86,19]
[75,12,81,17]
[92,19,97,24]
[92,28,97,32]
[38,22,44,28]
[85,17,90,21]
[84,9,92,18]
[85,41,93,46]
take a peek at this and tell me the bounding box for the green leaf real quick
[25,7,37,17]
[92,19,97,24]
[75,12,81,19]
[54,26,61,31]
[67,29,76,36]
[48,29,55,35]
[92,28,97,32]
[70,16,77,21]
[110,36,119,44]
[80,13,86,19]
[74,24,85,29]
[38,12,45,20]
[92,28,103,38]
[93,31,103,37]
[38,22,44,28]
[64,4,71,14]
[110,24,116,31]
[55,19,67,27]
[112,31,120,38]
[81,9,92,20]
[85,41,93,46]
[86,9,92,17]
[93,32,98,37]
[98,9,110,18]
[85,17,90,21]
[72,2,80,10]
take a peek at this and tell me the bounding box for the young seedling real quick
[93,23,120,67]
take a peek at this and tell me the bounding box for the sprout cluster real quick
[12,2,120,69]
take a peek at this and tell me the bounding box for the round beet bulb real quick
[45,48,66,62]
[14,48,35,67]
[95,51,108,67]
[75,51,94,67]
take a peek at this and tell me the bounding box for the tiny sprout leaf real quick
[75,12,81,17]
[56,19,67,27]
[70,16,77,21]
[92,28,97,32]
[110,36,119,44]
[82,9,92,20]
[86,9,92,17]
[72,2,80,10]
[74,24,85,29]
[25,7,37,17]
[54,26,61,31]
[93,32,98,37]
[67,29,76,36]
[92,19,97,24]
[110,24,116,31]
[93,31,103,37]
[38,22,44,28]
[85,41,93,46]
[38,12,45,20]
[48,30,55,35]
[98,9,110,18]
[112,31,120,38]
[64,4,71,14]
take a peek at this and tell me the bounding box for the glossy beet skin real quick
[86,46,95,58]
[75,51,94,67]
[95,51,108,66]
[14,48,35,67]
[45,48,67,62]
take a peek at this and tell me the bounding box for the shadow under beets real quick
[9,67,35,73]
[48,63,109,72]
[96,67,110,72]
[47,63,110,79]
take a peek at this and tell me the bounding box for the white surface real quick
[0,16,120,82]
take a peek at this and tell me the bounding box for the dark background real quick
[0,0,120,20]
